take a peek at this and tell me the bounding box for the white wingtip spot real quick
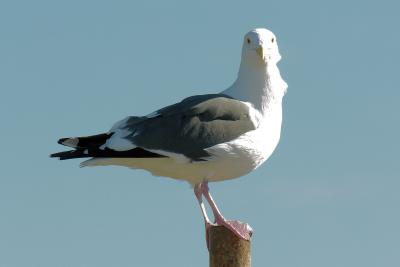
[62,138,79,148]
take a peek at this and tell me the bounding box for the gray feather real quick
[118,94,256,160]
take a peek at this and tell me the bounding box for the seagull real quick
[51,28,287,245]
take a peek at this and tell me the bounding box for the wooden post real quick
[209,225,251,267]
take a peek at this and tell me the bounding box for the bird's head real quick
[241,28,281,68]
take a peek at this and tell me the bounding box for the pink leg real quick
[201,182,253,240]
[194,183,212,249]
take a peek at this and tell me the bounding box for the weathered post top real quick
[209,225,251,267]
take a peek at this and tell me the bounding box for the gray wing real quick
[114,94,256,161]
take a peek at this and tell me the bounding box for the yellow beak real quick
[256,46,265,60]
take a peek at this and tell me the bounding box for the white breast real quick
[203,102,282,182]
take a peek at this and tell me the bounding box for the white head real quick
[241,28,281,68]
[224,28,287,110]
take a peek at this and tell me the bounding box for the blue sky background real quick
[1,0,399,266]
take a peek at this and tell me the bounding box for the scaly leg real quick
[194,183,212,249]
[201,181,253,240]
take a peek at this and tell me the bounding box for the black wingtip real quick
[49,150,83,160]
[57,138,68,145]
[49,153,63,159]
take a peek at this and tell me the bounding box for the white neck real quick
[222,59,287,116]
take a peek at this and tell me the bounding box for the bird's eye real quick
[246,38,251,44]
[271,38,275,43]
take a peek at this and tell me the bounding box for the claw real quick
[218,220,253,240]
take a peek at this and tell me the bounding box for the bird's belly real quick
[203,125,281,182]
[144,124,281,184]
